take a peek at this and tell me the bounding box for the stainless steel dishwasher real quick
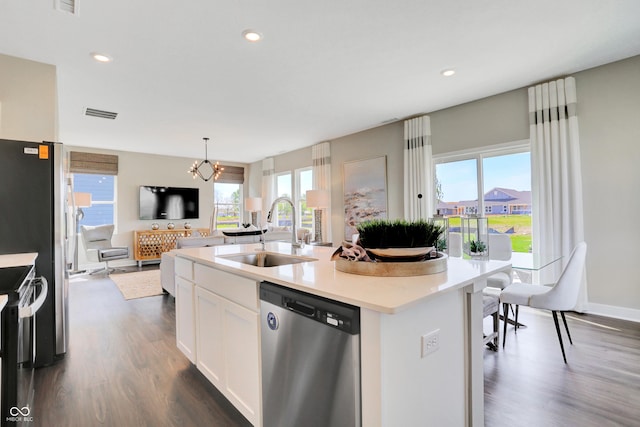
[260,281,361,427]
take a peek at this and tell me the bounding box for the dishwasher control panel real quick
[260,281,360,335]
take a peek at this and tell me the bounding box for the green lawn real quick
[510,234,532,253]
[446,215,531,253]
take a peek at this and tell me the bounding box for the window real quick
[272,169,314,230]
[435,158,478,217]
[434,141,531,253]
[275,172,292,227]
[72,173,116,227]
[295,168,313,231]
[214,182,242,228]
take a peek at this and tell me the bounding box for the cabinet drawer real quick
[194,264,258,311]
[175,257,194,281]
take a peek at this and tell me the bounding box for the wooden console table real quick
[134,228,209,266]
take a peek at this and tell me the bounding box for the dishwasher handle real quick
[285,299,316,317]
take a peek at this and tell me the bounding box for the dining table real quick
[510,252,564,285]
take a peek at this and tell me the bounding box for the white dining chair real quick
[500,242,587,363]
[486,233,513,290]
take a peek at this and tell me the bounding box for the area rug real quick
[110,269,164,300]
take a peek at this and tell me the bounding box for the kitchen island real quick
[174,241,510,427]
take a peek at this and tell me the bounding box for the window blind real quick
[216,165,244,184]
[69,151,118,175]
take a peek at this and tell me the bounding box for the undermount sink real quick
[219,252,317,267]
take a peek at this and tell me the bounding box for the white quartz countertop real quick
[0,252,38,268]
[175,242,511,314]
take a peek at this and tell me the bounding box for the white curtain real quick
[403,115,434,220]
[312,142,332,241]
[530,77,588,311]
[261,158,275,224]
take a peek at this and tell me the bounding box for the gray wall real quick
[0,53,57,141]
[429,88,529,153]
[575,56,640,311]
[427,56,640,314]
[250,55,640,317]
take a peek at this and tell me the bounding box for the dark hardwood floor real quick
[32,268,251,427]
[484,307,640,427]
[31,270,640,426]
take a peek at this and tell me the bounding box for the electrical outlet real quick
[421,329,440,358]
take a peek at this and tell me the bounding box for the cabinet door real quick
[175,277,196,363]
[195,287,225,389]
[222,300,260,425]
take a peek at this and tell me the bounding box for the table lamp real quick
[306,189,329,243]
[245,197,262,227]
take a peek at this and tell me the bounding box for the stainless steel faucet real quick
[267,196,304,252]
[259,224,266,252]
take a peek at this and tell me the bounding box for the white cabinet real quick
[175,258,196,363]
[195,286,224,387]
[193,264,261,426]
[220,294,260,422]
[176,276,196,363]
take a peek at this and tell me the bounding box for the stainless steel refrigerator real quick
[0,139,69,367]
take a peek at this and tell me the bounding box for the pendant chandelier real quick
[188,137,224,181]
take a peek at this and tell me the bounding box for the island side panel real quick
[360,308,383,427]
[361,288,467,426]
[464,279,487,427]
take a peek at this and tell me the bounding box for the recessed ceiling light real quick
[441,69,456,77]
[91,52,112,63]
[242,30,263,42]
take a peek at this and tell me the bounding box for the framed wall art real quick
[343,156,388,239]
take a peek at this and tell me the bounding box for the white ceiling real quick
[1,0,639,164]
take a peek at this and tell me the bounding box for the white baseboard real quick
[587,302,640,323]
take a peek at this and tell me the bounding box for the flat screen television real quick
[139,186,199,220]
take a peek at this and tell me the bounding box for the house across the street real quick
[437,187,531,216]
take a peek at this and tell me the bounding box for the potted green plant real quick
[334,219,448,275]
[468,239,487,257]
[356,219,443,249]
[352,219,444,263]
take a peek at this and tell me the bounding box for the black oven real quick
[1,265,48,426]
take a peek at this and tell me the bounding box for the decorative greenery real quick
[437,237,447,251]
[469,239,487,254]
[356,219,443,249]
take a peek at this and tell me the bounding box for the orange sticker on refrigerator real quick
[39,144,49,159]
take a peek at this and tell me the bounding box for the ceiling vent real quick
[84,108,118,120]
[55,0,79,15]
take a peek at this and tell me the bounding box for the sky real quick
[436,152,531,202]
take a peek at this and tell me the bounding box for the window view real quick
[435,148,531,253]
[214,182,242,228]
[275,172,292,227]
[435,159,478,216]
[296,168,313,232]
[72,174,116,226]
[482,152,531,252]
